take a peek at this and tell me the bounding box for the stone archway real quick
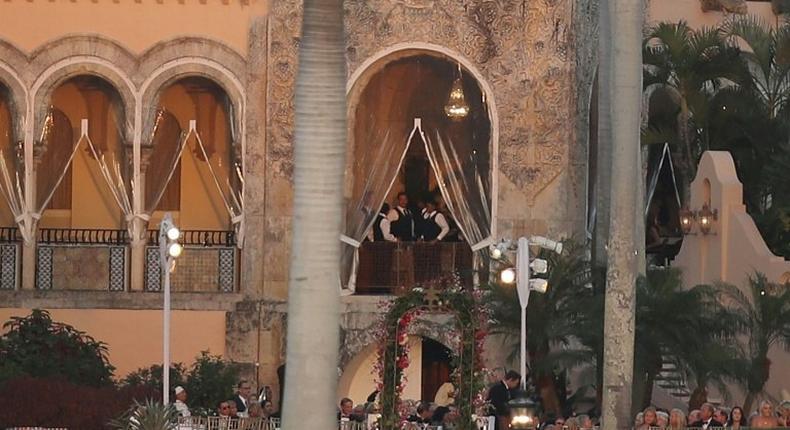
[344,46,497,231]
[337,315,460,406]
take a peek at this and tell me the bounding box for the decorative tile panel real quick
[109,246,126,292]
[145,246,162,292]
[218,248,236,292]
[0,244,18,290]
[36,245,54,290]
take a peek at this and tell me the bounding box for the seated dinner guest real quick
[174,386,190,417]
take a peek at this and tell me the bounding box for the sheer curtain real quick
[143,110,187,217]
[191,120,245,247]
[340,123,411,293]
[0,93,25,240]
[423,127,493,251]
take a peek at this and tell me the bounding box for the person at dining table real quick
[751,400,780,428]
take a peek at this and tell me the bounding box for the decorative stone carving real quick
[267,0,576,199]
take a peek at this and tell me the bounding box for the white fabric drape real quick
[645,142,680,218]
[77,119,145,244]
[144,110,186,216]
[190,120,245,248]
[424,128,493,251]
[340,125,409,293]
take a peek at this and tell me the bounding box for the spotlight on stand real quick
[158,212,182,406]
[509,396,539,429]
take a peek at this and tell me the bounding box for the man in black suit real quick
[487,370,522,430]
[233,380,252,417]
[690,403,724,429]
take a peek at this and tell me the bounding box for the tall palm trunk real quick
[677,99,694,206]
[600,0,643,429]
[281,1,347,429]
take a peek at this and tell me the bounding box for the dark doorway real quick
[421,337,453,402]
[403,131,432,209]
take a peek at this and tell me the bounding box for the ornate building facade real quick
[0,0,589,406]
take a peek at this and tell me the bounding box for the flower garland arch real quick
[373,275,491,430]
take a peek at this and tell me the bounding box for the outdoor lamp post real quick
[509,396,539,429]
[492,236,562,390]
[159,213,182,405]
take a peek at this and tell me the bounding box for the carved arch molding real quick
[267,0,576,199]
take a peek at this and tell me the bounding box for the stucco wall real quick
[0,0,268,56]
[675,151,790,405]
[0,308,227,377]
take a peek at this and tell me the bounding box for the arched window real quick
[41,75,128,229]
[153,77,238,231]
[0,84,19,228]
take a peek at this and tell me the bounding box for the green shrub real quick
[0,309,115,387]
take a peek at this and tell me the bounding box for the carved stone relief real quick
[267,0,577,199]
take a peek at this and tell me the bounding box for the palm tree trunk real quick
[600,1,643,430]
[281,1,347,429]
[677,100,694,206]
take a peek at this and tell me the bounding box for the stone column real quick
[600,0,643,429]
[21,240,35,289]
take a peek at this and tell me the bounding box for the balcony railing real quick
[146,229,236,247]
[0,227,20,290]
[355,241,474,295]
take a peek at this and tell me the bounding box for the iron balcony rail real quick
[146,229,236,247]
[38,228,129,244]
[0,226,21,242]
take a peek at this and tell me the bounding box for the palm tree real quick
[281,1,348,429]
[712,16,790,258]
[717,273,790,413]
[643,21,745,205]
[631,269,738,410]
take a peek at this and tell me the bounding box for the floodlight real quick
[500,267,516,284]
[168,243,183,258]
[529,258,548,274]
[530,236,563,254]
[166,226,180,241]
[528,279,548,294]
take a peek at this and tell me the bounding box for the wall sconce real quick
[679,205,718,236]
[679,208,695,235]
[697,203,718,235]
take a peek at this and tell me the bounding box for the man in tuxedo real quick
[233,380,252,417]
[487,370,522,430]
[690,403,723,429]
[407,401,434,424]
[387,192,415,241]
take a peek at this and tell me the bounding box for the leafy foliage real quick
[645,18,790,257]
[121,351,240,414]
[716,273,790,413]
[643,21,746,202]
[0,309,115,387]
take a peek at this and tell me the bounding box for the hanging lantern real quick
[444,64,470,120]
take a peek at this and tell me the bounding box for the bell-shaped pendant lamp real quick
[444,63,470,120]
